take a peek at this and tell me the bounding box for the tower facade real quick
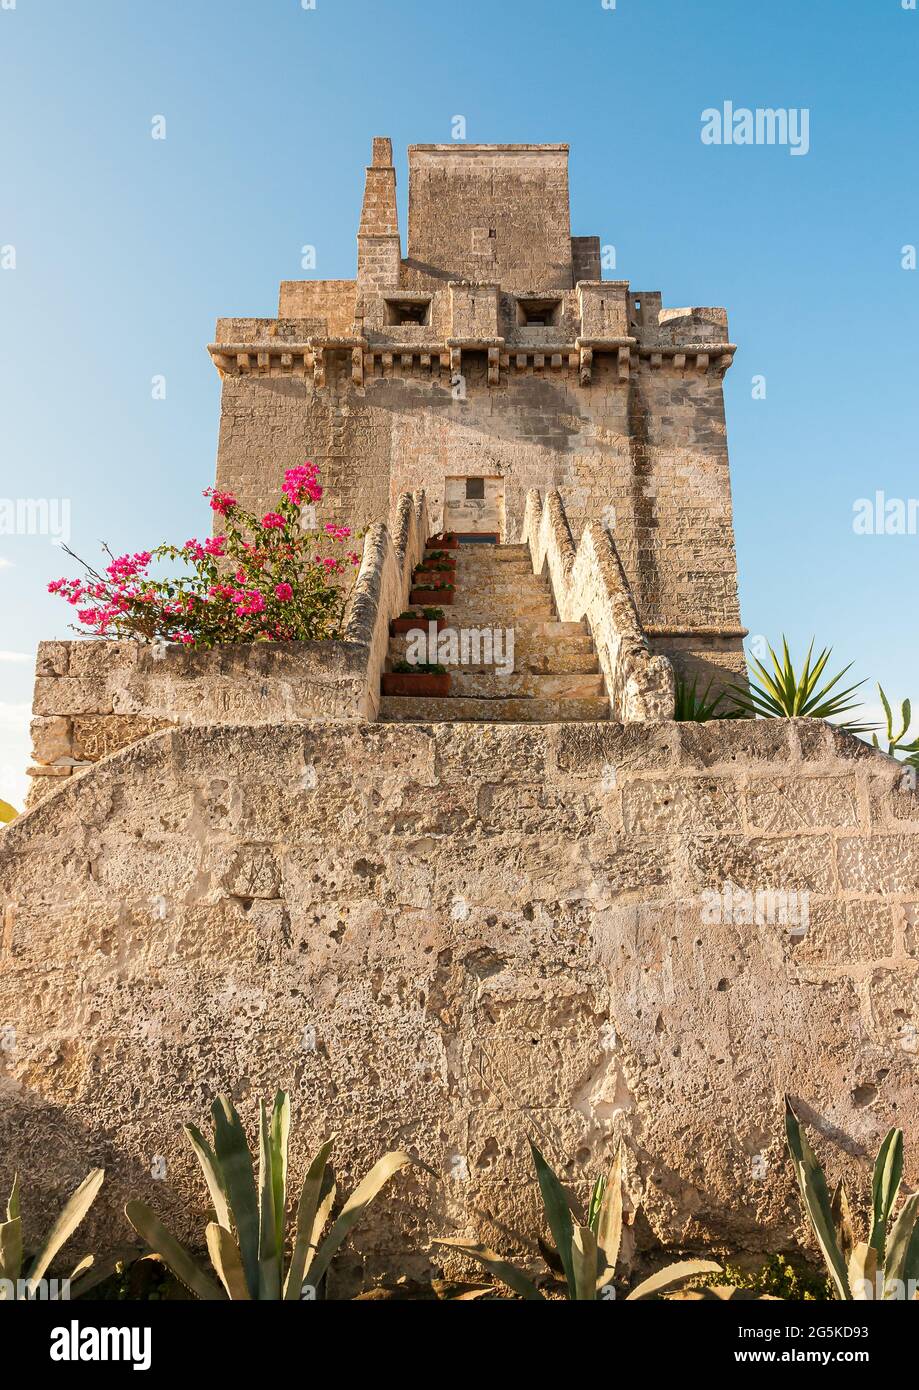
[210,138,746,686]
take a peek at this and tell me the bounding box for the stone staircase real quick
[379,541,609,722]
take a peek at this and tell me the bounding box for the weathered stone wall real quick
[2,716,916,1287]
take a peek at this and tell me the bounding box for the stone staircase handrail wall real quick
[522,488,675,721]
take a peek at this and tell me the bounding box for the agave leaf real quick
[268,1090,290,1262]
[257,1100,281,1300]
[869,1128,903,1258]
[7,1172,20,1222]
[26,1168,104,1285]
[847,1242,877,1300]
[434,1239,545,1301]
[830,1181,856,1263]
[125,1200,225,1301]
[571,1225,599,1301]
[529,1142,576,1298]
[284,1139,335,1300]
[595,1141,624,1290]
[586,1174,606,1233]
[784,1099,850,1300]
[68,1249,135,1299]
[211,1095,259,1299]
[310,1177,337,1255]
[0,1215,23,1286]
[626,1259,722,1300]
[206,1221,251,1300]
[879,684,894,738]
[307,1151,421,1289]
[184,1123,230,1231]
[536,1234,566,1279]
[884,1192,919,1297]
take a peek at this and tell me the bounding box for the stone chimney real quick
[357,136,401,290]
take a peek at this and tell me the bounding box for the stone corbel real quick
[487,346,500,385]
[617,344,631,383]
[312,347,326,388]
[579,344,593,387]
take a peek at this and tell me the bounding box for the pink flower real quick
[205,488,237,515]
[282,462,323,507]
[274,582,293,601]
[204,535,226,557]
[325,523,352,542]
[262,513,285,530]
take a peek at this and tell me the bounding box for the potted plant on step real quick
[426,532,458,550]
[381,660,451,697]
[410,579,455,606]
[389,607,448,635]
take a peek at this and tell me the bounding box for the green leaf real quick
[26,1168,104,1285]
[595,1141,625,1291]
[785,1099,850,1299]
[847,1243,877,1300]
[6,1172,20,1222]
[571,1225,599,1301]
[211,1095,259,1299]
[206,1222,251,1300]
[884,1193,919,1298]
[831,1181,856,1263]
[268,1090,290,1263]
[284,1139,334,1300]
[307,1151,420,1289]
[184,1123,230,1230]
[256,1100,281,1300]
[869,1128,903,1259]
[529,1142,576,1299]
[626,1259,722,1300]
[434,1239,545,1300]
[0,1216,23,1288]
[125,1200,225,1301]
[0,799,17,825]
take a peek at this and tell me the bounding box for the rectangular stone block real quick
[837,835,919,895]
[746,776,861,832]
[622,776,743,834]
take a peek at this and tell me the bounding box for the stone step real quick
[447,598,556,619]
[388,633,598,674]
[379,695,610,723]
[447,671,604,699]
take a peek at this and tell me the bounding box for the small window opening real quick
[465,477,485,501]
[384,298,431,326]
[516,297,562,328]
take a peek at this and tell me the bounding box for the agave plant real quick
[126,1091,425,1300]
[873,685,919,767]
[674,675,743,723]
[0,1168,104,1300]
[729,637,874,732]
[785,1098,919,1300]
[436,1141,720,1300]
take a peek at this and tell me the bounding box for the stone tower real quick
[210,137,747,690]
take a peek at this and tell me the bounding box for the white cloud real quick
[0,701,30,810]
[0,652,30,664]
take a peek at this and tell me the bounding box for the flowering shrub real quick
[49,463,362,647]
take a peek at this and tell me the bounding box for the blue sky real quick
[1,0,917,803]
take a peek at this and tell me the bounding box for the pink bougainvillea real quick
[49,463,361,647]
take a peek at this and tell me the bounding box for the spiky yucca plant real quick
[126,1092,425,1300]
[730,637,874,731]
[437,1141,720,1300]
[674,675,743,723]
[0,1168,104,1299]
[873,685,919,767]
[785,1098,919,1300]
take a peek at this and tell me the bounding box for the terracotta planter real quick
[413,567,456,585]
[390,616,449,634]
[427,535,458,550]
[410,587,454,605]
[381,671,452,697]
